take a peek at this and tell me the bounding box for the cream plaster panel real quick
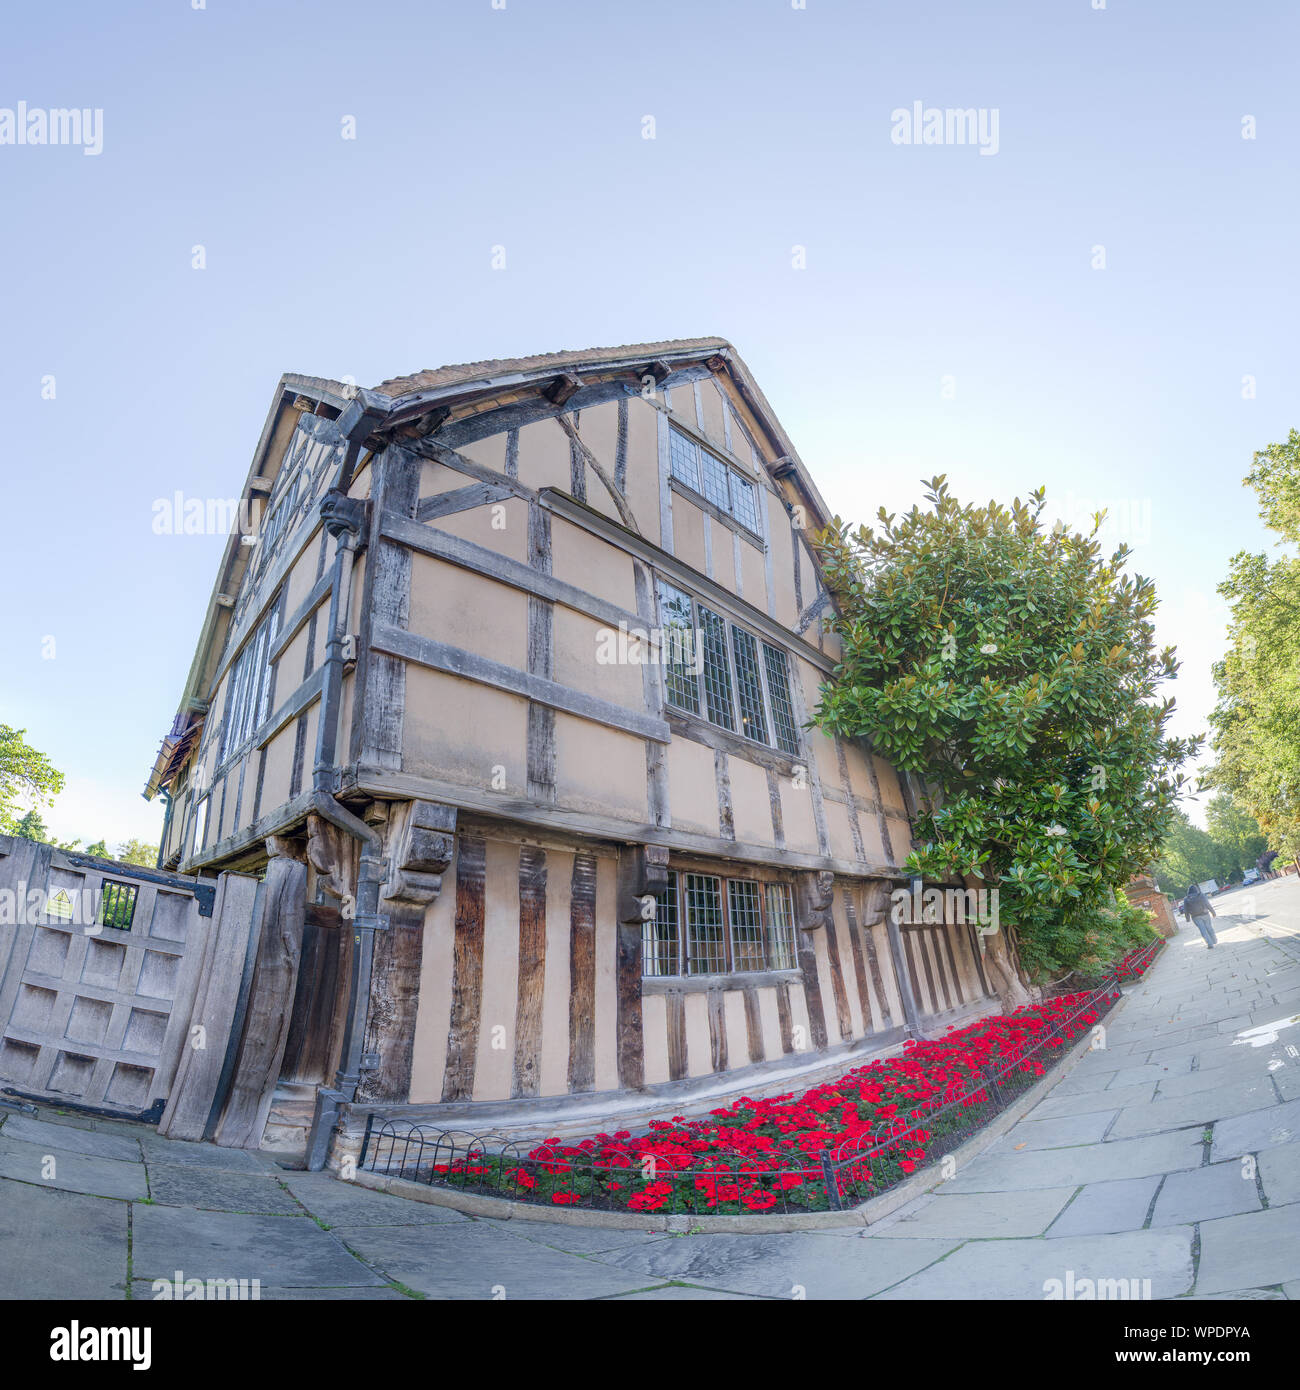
[408,840,460,1104]
[408,556,527,669]
[665,737,720,837]
[432,496,530,565]
[728,756,773,847]
[402,666,528,795]
[553,714,646,821]
[641,993,670,1085]
[684,992,712,1078]
[472,838,522,1101]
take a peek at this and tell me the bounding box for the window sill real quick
[665,708,804,773]
[641,969,802,994]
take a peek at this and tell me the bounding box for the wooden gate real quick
[0,834,256,1121]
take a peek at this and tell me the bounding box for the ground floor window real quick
[642,869,797,977]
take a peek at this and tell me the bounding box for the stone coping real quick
[344,989,1129,1234]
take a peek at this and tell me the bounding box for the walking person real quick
[1180,883,1219,949]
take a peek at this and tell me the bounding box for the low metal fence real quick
[359,969,1136,1218]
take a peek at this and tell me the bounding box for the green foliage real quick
[814,476,1198,981]
[114,838,159,868]
[1207,431,1300,865]
[0,726,64,833]
[1019,889,1158,983]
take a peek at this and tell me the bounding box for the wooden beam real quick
[378,510,640,633]
[511,844,548,1099]
[567,850,598,1093]
[441,833,485,1102]
[370,622,672,744]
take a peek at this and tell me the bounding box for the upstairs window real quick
[668,426,760,534]
[642,871,797,977]
[219,604,281,761]
[655,581,803,756]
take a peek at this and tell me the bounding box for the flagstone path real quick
[3,877,1300,1300]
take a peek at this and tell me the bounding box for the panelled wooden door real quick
[0,837,219,1119]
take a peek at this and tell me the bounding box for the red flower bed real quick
[425,985,1118,1215]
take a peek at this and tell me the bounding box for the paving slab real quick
[1030,1082,1156,1122]
[144,1162,301,1214]
[603,1231,959,1299]
[475,1217,673,1254]
[940,1129,1204,1192]
[333,1220,667,1299]
[1155,1051,1290,1098]
[1106,1076,1278,1140]
[873,1227,1194,1300]
[1196,1202,1300,1294]
[1256,1143,1300,1207]
[1210,1098,1300,1161]
[0,1178,126,1299]
[0,1114,141,1162]
[869,1186,1075,1239]
[137,1134,268,1172]
[128,1279,409,1301]
[602,1283,766,1300]
[1151,1161,1262,1226]
[131,1203,385,1287]
[281,1173,469,1226]
[1044,1177,1160,1237]
[1010,1112,1116,1149]
[1176,1287,1287,1300]
[1104,1061,1196,1089]
[0,1134,147,1200]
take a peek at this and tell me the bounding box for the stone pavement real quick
[3,877,1300,1301]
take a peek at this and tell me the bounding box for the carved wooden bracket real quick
[382,800,458,907]
[305,813,348,901]
[320,490,370,541]
[796,870,836,933]
[618,843,670,926]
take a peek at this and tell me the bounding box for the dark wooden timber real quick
[511,844,548,1099]
[567,849,598,1093]
[441,834,486,1103]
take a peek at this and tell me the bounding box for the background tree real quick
[1204,794,1268,877]
[1207,430,1300,871]
[814,477,1197,1004]
[114,838,158,867]
[0,725,64,833]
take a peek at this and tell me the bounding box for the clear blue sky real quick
[2,0,1296,846]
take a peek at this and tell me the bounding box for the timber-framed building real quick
[143,338,997,1166]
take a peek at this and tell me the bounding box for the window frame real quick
[218,598,283,765]
[655,580,804,757]
[642,869,799,979]
[667,425,762,538]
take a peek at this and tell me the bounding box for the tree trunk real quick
[965,873,1035,1012]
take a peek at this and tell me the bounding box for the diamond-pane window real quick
[728,879,766,972]
[642,873,680,977]
[764,883,797,970]
[657,580,700,715]
[697,606,735,731]
[730,475,759,532]
[669,427,700,490]
[684,873,726,975]
[730,627,769,745]
[762,642,801,754]
[698,449,731,513]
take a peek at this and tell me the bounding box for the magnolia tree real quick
[813,477,1197,1006]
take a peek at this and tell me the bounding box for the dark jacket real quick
[1182,887,1215,920]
